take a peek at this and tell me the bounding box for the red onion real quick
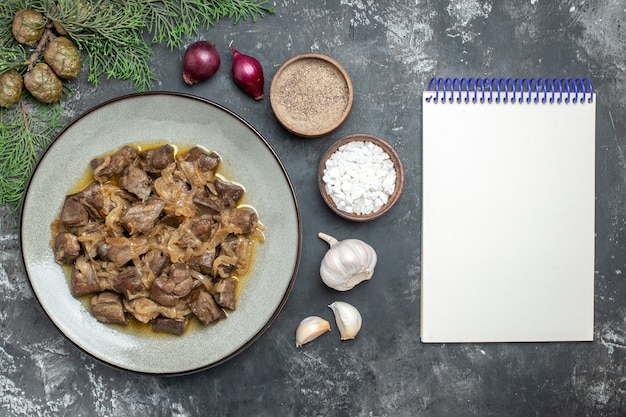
[182,41,220,85]
[229,45,264,100]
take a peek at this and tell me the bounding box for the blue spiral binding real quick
[425,77,594,104]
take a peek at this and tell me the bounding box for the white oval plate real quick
[20,92,301,375]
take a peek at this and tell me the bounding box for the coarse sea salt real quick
[322,140,396,215]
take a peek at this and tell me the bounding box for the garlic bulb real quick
[328,301,362,340]
[318,232,377,291]
[295,316,331,347]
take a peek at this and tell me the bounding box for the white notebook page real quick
[421,91,596,343]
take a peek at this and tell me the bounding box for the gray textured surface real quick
[2,1,626,416]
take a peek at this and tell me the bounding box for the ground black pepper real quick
[272,58,350,134]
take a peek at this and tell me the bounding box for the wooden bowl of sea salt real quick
[318,134,404,221]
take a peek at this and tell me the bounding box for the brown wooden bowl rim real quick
[318,134,404,221]
[270,53,354,138]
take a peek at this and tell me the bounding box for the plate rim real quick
[18,91,302,376]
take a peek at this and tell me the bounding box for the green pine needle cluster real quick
[0,0,273,208]
[0,97,63,207]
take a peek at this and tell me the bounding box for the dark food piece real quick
[214,178,245,208]
[91,291,127,325]
[220,235,245,255]
[214,252,236,278]
[111,267,146,300]
[214,236,249,278]
[187,250,216,275]
[119,197,165,235]
[143,248,171,278]
[152,317,188,335]
[60,195,89,228]
[213,277,237,310]
[73,181,114,220]
[176,228,201,249]
[104,238,132,268]
[119,165,153,200]
[189,288,227,325]
[70,256,99,297]
[190,217,213,241]
[216,207,258,234]
[192,188,221,212]
[71,223,107,261]
[178,147,219,189]
[185,147,221,172]
[139,145,174,173]
[96,242,110,260]
[193,178,244,213]
[54,232,81,263]
[91,146,138,183]
[149,262,194,307]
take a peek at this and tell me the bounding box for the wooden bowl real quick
[318,134,404,221]
[270,53,354,138]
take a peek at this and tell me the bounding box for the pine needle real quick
[0,97,63,207]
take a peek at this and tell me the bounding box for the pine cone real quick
[0,69,23,108]
[44,37,81,79]
[12,9,46,46]
[24,63,63,104]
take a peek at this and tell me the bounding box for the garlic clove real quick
[318,232,377,291]
[295,316,331,347]
[328,301,362,340]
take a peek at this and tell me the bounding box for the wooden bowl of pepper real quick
[270,53,354,138]
[318,134,404,221]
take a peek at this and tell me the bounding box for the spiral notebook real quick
[421,78,596,343]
